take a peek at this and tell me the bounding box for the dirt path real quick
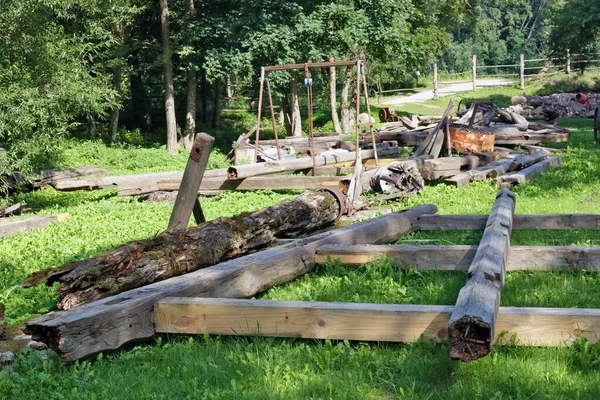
[382,79,518,105]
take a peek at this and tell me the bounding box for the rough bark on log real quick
[23,191,342,310]
[448,189,516,362]
[24,204,437,362]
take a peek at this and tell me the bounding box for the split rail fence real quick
[432,50,600,100]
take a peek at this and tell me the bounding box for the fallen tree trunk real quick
[23,191,343,310]
[24,204,436,361]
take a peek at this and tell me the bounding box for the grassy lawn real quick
[1,88,600,398]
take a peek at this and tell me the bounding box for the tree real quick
[549,0,600,61]
[159,0,178,155]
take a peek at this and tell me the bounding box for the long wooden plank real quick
[419,214,600,231]
[0,213,70,238]
[25,204,436,361]
[154,298,600,346]
[315,244,600,270]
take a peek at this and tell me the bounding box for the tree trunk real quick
[329,56,342,134]
[182,70,197,150]
[181,0,197,151]
[109,65,122,145]
[212,78,221,129]
[289,73,302,137]
[160,0,178,155]
[281,91,293,136]
[226,74,234,99]
[200,68,208,124]
[25,191,342,310]
[340,66,355,135]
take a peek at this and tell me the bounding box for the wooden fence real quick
[432,50,600,100]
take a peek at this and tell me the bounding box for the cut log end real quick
[448,316,493,362]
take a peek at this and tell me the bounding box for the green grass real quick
[1,111,600,397]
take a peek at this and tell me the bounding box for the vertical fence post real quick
[472,54,477,91]
[433,63,439,100]
[520,54,525,90]
[566,49,571,74]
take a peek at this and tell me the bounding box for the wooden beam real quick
[25,204,436,361]
[152,176,347,194]
[420,156,480,180]
[0,213,70,238]
[263,61,357,72]
[418,214,600,231]
[448,189,516,362]
[167,133,214,230]
[497,156,563,186]
[315,244,600,270]
[153,297,600,346]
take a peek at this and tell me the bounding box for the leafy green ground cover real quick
[1,100,600,398]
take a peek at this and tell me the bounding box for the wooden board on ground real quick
[418,214,600,231]
[154,297,600,347]
[0,213,70,238]
[315,244,600,270]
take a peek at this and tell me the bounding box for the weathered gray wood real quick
[508,149,550,172]
[470,156,517,180]
[24,204,436,361]
[315,244,600,270]
[419,213,600,231]
[497,156,563,185]
[0,201,27,217]
[152,176,347,194]
[227,147,398,180]
[168,133,214,230]
[421,156,480,180]
[154,298,600,347]
[0,213,70,238]
[448,189,516,362]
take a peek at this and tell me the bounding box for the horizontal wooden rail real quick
[418,214,600,231]
[315,244,600,270]
[477,64,519,69]
[264,61,357,72]
[154,297,600,346]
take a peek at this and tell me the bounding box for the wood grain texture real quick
[418,214,600,231]
[168,133,214,230]
[315,244,600,270]
[448,189,516,362]
[154,298,600,346]
[24,204,436,361]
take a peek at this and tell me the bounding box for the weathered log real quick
[448,189,516,362]
[497,156,563,186]
[24,204,437,361]
[23,191,343,310]
[507,149,550,172]
[226,146,398,180]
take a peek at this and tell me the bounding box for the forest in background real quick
[0,0,598,176]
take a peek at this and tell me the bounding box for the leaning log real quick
[23,191,343,310]
[24,204,437,361]
[447,189,516,362]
